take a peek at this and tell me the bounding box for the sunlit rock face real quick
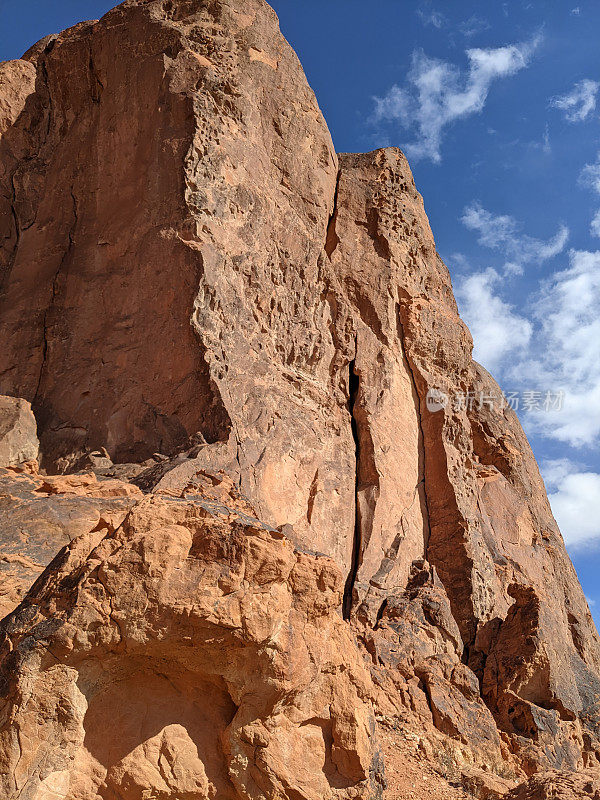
[1,1,600,797]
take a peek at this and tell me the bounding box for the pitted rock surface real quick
[1,0,600,797]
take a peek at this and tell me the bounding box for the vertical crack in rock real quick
[34,189,78,405]
[373,598,388,630]
[417,675,435,719]
[2,48,54,296]
[40,55,54,140]
[395,304,431,544]
[9,173,20,251]
[325,170,341,260]
[4,172,22,293]
[343,348,381,619]
[343,357,362,620]
[88,43,104,104]
[1,62,50,292]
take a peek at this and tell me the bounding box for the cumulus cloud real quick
[456,245,600,448]
[546,467,600,548]
[455,268,532,372]
[372,37,540,162]
[541,458,575,489]
[522,250,600,447]
[461,202,569,272]
[591,210,600,237]
[542,461,600,552]
[550,79,599,122]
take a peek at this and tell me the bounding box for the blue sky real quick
[2,1,600,615]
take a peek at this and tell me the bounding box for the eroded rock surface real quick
[0,464,141,618]
[1,0,600,797]
[506,770,600,800]
[0,485,381,800]
[0,396,39,467]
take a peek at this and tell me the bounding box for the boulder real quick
[0,396,38,467]
[0,483,382,800]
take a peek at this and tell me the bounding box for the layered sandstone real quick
[0,0,599,797]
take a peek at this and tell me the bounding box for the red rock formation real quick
[0,483,380,800]
[0,457,142,618]
[0,396,38,467]
[506,771,600,800]
[0,0,599,797]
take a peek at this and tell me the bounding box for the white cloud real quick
[591,210,600,237]
[518,250,600,448]
[571,6,581,15]
[550,79,599,122]
[461,202,568,272]
[541,462,600,550]
[541,458,576,490]
[372,37,540,162]
[580,152,600,194]
[455,268,532,372]
[417,8,445,29]
[547,470,600,548]
[459,15,491,38]
[456,245,600,449]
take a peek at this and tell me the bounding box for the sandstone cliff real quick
[0,0,599,798]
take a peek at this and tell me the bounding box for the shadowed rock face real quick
[1,0,600,797]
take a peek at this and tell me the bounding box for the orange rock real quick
[507,770,600,799]
[0,493,382,799]
[0,396,39,467]
[0,0,600,794]
[0,463,142,618]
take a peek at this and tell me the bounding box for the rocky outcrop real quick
[0,462,141,618]
[1,0,600,797]
[0,481,381,800]
[0,396,38,467]
[506,771,600,800]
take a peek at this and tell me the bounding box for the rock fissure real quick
[88,44,104,104]
[343,356,362,621]
[325,169,341,260]
[8,173,20,260]
[40,55,53,140]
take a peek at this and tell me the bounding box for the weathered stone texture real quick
[0,486,381,800]
[1,0,600,797]
[0,396,39,468]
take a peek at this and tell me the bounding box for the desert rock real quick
[0,464,142,618]
[0,0,599,796]
[506,770,600,800]
[0,485,381,800]
[0,396,39,467]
